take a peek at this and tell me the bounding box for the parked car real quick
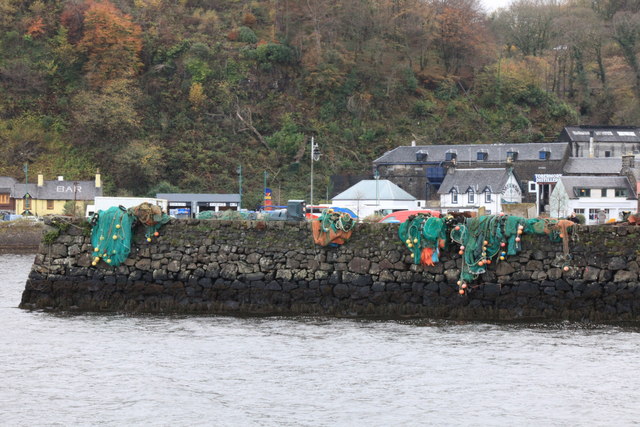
[378,209,441,223]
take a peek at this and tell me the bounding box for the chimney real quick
[411,140,416,147]
[95,169,101,188]
[37,174,44,187]
[589,131,595,158]
[621,154,636,195]
[622,154,635,170]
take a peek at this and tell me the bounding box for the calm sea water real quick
[1,253,640,426]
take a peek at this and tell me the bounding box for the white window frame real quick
[450,189,458,204]
[468,189,475,204]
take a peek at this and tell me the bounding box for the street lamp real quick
[310,136,320,208]
[374,168,380,207]
[236,165,242,210]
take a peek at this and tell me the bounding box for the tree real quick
[491,0,557,57]
[613,11,640,100]
[76,0,143,88]
[430,0,488,74]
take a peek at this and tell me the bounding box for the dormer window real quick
[450,189,458,204]
[477,152,488,161]
[416,150,428,161]
[445,152,457,161]
[506,151,518,162]
[539,150,550,160]
[467,188,475,204]
[574,188,591,197]
[483,186,492,203]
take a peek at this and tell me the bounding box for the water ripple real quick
[1,254,640,426]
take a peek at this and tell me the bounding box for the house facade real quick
[559,125,640,158]
[373,142,570,213]
[0,177,17,213]
[438,168,522,214]
[331,179,418,218]
[549,176,637,224]
[11,173,103,216]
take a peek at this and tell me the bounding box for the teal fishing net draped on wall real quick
[90,203,170,267]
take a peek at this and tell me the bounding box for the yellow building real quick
[12,173,102,216]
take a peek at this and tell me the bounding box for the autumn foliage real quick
[75,0,143,88]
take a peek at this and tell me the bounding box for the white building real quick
[331,179,418,218]
[549,176,637,224]
[437,168,522,214]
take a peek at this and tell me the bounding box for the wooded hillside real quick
[1,0,639,207]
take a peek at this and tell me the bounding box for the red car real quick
[378,210,441,223]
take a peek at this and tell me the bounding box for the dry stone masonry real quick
[20,217,640,321]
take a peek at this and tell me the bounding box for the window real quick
[468,188,475,204]
[0,194,8,204]
[604,151,611,157]
[416,150,428,161]
[615,188,628,197]
[477,152,488,161]
[445,152,457,161]
[574,209,585,215]
[47,200,54,210]
[539,150,550,160]
[450,189,458,204]
[506,151,518,161]
[528,182,537,193]
[575,188,591,197]
[485,190,491,203]
[589,209,598,220]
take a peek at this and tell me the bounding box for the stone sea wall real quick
[20,217,640,321]
[0,220,43,253]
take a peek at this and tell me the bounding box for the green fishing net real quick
[90,206,135,266]
[90,203,170,267]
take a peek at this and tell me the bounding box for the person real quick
[568,212,580,224]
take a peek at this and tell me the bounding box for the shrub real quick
[238,26,257,44]
[412,99,435,117]
[242,12,257,27]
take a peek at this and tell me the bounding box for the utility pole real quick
[310,136,320,208]
[23,163,31,216]
[237,165,242,210]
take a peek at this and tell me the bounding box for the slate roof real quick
[11,180,102,200]
[373,142,570,164]
[559,126,640,143]
[156,193,241,203]
[0,177,17,193]
[437,168,510,194]
[563,158,622,174]
[332,179,416,201]
[558,176,636,199]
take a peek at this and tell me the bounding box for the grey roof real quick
[156,193,241,203]
[0,177,17,192]
[563,158,622,174]
[560,126,640,143]
[11,180,101,200]
[332,179,416,200]
[437,168,510,194]
[558,176,636,199]
[374,142,569,164]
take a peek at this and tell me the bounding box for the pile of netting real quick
[398,214,575,294]
[398,213,447,266]
[90,203,170,267]
[312,208,356,246]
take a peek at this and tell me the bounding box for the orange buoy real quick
[154,231,160,237]
[461,283,467,289]
[458,289,465,295]
[563,265,569,271]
